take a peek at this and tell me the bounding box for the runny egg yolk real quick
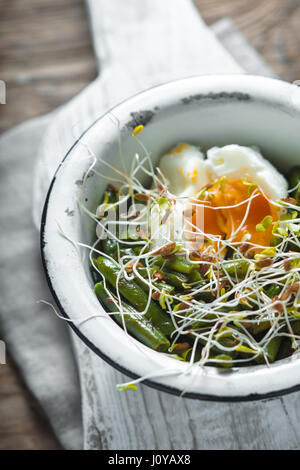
[192,178,279,252]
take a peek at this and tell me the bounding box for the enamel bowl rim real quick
[41,74,300,401]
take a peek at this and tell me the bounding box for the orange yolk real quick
[192,178,279,253]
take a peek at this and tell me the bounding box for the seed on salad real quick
[256,257,273,268]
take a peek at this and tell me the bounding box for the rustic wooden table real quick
[0,0,299,450]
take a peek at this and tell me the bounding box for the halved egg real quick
[158,143,288,252]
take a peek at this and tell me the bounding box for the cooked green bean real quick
[101,238,119,259]
[256,336,282,364]
[94,256,174,335]
[135,275,174,295]
[166,256,196,274]
[155,255,196,274]
[264,285,282,299]
[251,320,271,335]
[130,266,175,294]
[161,270,189,288]
[222,260,251,278]
[210,354,232,368]
[102,238,143,262]
[94,282,170,352]
[188,270,205,284]
[215,340,237,360]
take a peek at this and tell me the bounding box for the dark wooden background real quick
[0,0,299,450]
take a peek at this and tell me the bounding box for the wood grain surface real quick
[0,0,96,450]
[0,356,60,450]
[0,0,97,133]
[0,0,299,450]
[195,0,300,81]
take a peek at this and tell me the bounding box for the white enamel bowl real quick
[41,75,300,401]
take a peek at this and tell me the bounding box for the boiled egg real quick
[158,143,288,251]
[158,143,209,197]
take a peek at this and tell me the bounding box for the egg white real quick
[158,143,208,197]
[206,144,288,201]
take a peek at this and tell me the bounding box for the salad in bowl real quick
[41,75,300,400]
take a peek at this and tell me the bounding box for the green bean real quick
[130,267,174,294]
[256,336,282,364]
[101,238,119,259]
[270,237,281,247]
[133,275,150,293]
[153,281,174,294]
[94,282,170,352]
[188,270,204,284]
[94,256,174,335]
[192,330,238,360]
[181,314,217,332]
[222,260,251,278]
[213,336,238,359]
[265,336,282,363]
[264,284,282,299]
[196,290,215,303]
[154,255,195,274]
[161,270,189,288]
[101,238,143,261]
[166,255,196,274]
[210,354,232,368]
[145,266,200,289]
[251,320,271,335]
[135,275,174,295]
